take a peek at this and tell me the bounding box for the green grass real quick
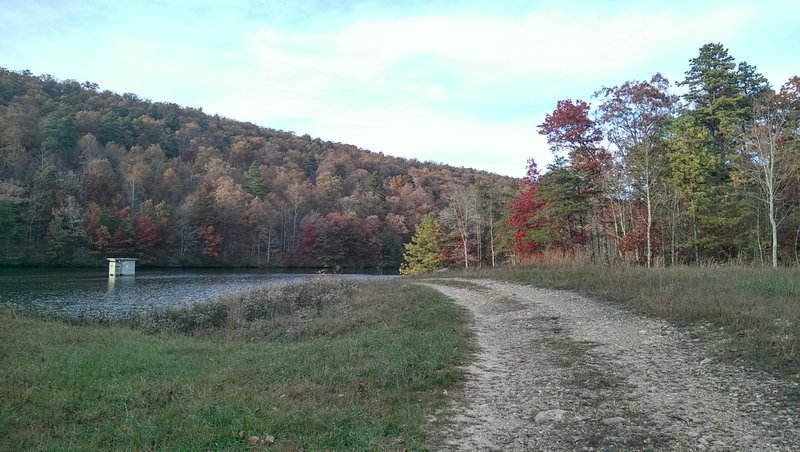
[0,279,469,451]
[744,278,800,297]
[456,261,800,377]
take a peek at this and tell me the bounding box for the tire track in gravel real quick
[423,278,800,451]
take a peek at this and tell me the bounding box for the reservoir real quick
[0,268,390,319]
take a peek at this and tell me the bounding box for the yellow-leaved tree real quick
[399,214,444,275]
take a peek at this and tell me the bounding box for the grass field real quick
[4,263,797,449]
[460,260,800,378]
[0,278,469,451]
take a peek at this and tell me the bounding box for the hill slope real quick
[0,68,517,267]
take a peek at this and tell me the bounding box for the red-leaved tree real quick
[508,160,548,259]
[195,225,223,258]
[297,222,319,265]
[134,215,160,262]
[537,100,612,261]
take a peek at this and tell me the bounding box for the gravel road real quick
[423,278,799,451]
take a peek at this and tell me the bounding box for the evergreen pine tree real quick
[244,161,265,198]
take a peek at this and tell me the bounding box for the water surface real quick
[0,268,386,319]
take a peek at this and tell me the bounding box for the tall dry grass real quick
[462,258,799,377]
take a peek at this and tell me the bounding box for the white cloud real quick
[307,106,551,178]
[243,4,755,85]
[200,4,757,176]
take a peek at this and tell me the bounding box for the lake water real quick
[0,268,391,319]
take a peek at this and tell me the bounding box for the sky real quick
[1,0,798,177]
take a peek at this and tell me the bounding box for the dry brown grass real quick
[455,260,800,377]
[123,277,414,341]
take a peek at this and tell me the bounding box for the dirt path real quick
[423,278,799,451]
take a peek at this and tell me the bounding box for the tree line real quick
[508,43,799,268]
[401,43,799,272]
[0,67,517,268]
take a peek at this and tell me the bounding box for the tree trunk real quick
[463,243,469,268]
[670,194,677,266]
[768,195,778,268]
[489,218,496,268]
[489,190,496,267]
[292,206,298,248]
[281,218,287,252]
[795,224,799,266]
[645,184,652,268]
[461,229,470,269]
[129,178,136,214]
[267,228,272,263]
[255,233,261,266]
[612,200,623,261]
[692,216,700,265]
[475,218,482,267]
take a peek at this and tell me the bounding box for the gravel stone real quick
[425,278,800,451]
[535,409,567,423]
[602,417,626,425]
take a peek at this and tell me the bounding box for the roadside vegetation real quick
[0,278,469,450]
[453,259,800,378]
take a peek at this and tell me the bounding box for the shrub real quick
[128,276,356,337]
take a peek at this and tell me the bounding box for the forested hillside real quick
[0,68,517,267]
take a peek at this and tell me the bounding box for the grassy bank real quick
[459,262,799,377]
[0,278,469,450]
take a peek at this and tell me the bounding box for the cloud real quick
[200,4,757,176]
[242,4,755,85]
[306,106,549,178]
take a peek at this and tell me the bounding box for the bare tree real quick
[741,89,799,267]
[596,74,678,267]
[441,185,477,268]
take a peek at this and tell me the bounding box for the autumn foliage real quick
[0,67,515,268]
[507,161,547,258]
[510,44,800,266]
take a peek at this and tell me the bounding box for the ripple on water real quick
[0,268,392,319]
